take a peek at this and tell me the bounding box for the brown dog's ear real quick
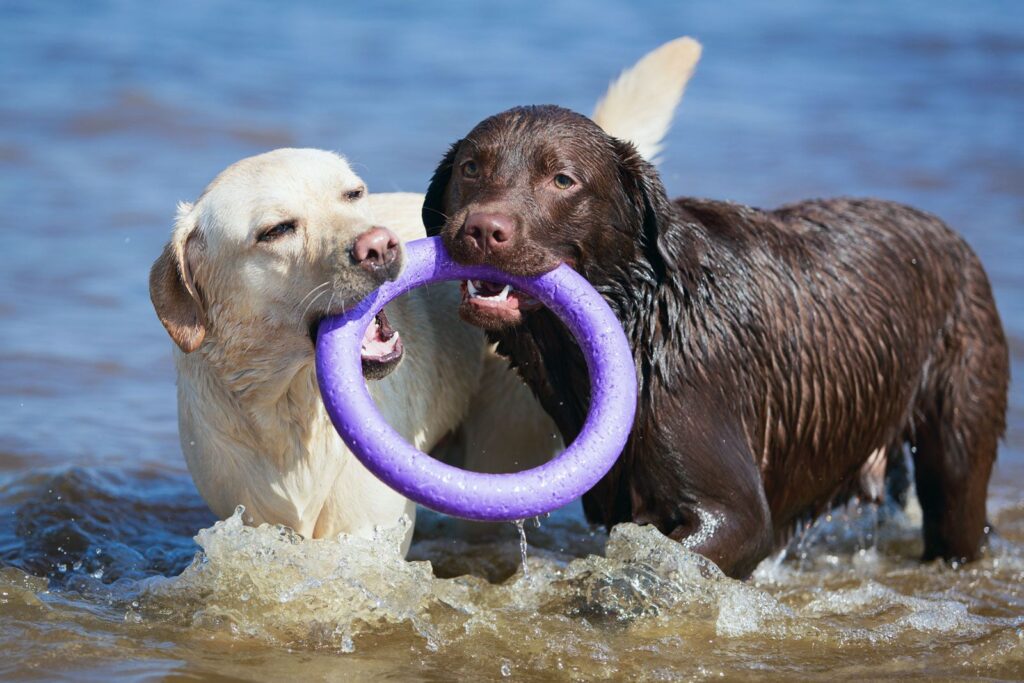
[421,139,462,236]
[149,203,207,353]
[613,138,676,277]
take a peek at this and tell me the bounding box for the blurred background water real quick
[1,1,1022,680]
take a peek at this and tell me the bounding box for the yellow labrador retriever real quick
[149,38,702,552]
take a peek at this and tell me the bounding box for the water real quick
[514,520,530,578]
[1,1,1023,679]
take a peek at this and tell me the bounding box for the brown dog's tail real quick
[591,36,702,165]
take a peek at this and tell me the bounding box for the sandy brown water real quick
[1,1,1022,680]
[1,493,1022,681]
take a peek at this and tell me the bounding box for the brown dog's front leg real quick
[660,495,773,579]
[623,412,774,579]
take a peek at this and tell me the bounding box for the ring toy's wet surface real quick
[315,237,637,521]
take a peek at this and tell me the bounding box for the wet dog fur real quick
[423,104,1009,578]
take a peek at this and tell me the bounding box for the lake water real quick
[1,1,1022,680]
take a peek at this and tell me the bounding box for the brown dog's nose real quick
[352,226,399,273]
[464,212,514,254]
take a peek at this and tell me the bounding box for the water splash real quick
[512,519,529,578]
[139,509,466,651]
[3,473,1023,678]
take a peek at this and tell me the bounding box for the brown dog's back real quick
[660,197,1007,549]
[421,103,1008,577]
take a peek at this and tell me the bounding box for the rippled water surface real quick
[1,1,1022,680]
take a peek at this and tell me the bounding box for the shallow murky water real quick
[2,479,1022,680]
[2,1,1022,680]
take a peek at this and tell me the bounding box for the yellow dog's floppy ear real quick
[149,202,207,353]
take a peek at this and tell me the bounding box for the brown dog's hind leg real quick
[912,263,1008,564]
[911,420,995,563]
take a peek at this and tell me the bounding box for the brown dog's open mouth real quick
[459,279,542,329]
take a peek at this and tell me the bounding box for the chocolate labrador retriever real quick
[422,104,1009,578]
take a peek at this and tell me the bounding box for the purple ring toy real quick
[315,236,636,522]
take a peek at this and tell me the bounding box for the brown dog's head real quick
[423,105,673,330]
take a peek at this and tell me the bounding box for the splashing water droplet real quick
[512,519,529,577]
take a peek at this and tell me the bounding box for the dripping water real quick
[513,519,529,577]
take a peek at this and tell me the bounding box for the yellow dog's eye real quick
[462,160,479,178]
[553,173,575,190]
[258,220,297,243]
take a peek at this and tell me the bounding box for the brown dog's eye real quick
[553,173,576,190]
[257,220,297,243]
[345,187,365,201]
[461,160,479,178]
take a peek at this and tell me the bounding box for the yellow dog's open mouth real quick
[311,308,404,380]
[360,308,403,379]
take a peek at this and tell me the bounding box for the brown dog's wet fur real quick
[423,105,1010,579]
